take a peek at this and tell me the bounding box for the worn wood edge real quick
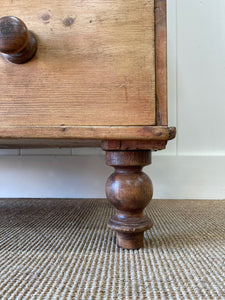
[101,140,167,151]
[155,0,168,125]
[0,126,176,142]
[0,139,101,149]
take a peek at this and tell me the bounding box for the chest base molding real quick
[0,126,176,149]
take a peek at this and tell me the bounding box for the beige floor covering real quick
[0,198,224,300]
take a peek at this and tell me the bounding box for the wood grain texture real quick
[0,16,28,54]
[0,16,37,64]
[155,0,168,125]
[0,0,155,126]
[0,139,101,149]
[105,150,153,249]
[101,139,167,151]
[0,126,176,141]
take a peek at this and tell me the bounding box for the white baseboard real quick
[0,154,224,200]
[150,155,225,200]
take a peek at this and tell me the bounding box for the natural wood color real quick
[0,1,175,252]
[105,150,153,249]
[102,140,167,151]
[0,126,176,141]
[155,0,168,125]
[0,139,101,149]
[0,137,169,150]
[0,0,155,126]
[0,16,37,64]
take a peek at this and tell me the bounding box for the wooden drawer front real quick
[0,0,155,126]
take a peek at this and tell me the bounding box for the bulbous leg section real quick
[105,151,153,249]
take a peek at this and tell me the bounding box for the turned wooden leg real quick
[105,150,153,249]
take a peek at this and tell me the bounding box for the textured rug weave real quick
[0,198,224,300]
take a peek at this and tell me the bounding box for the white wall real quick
[0,0,225,200]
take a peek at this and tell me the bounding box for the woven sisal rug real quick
[0,198,224,299]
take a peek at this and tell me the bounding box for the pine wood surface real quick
[155,0,168,125]
[101,139,167,151]
[0,125,176,148]
[0,125,176,142]
[0,138,101,149]
[0,0,155,127]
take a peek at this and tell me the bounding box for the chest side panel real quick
[0,0,155,126]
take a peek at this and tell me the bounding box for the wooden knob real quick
[0,16,37,64]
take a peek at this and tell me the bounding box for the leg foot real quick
[105,150,153,250]
[116,232,144,250]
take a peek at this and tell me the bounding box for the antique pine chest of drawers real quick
[0,0,176,249]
